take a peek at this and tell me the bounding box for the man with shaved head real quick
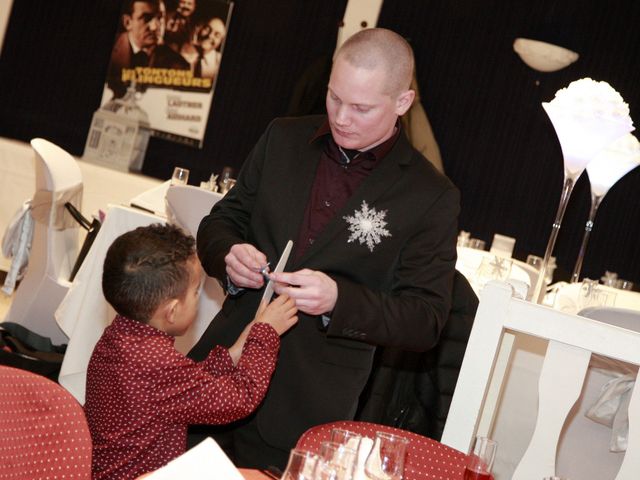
[191,28,460,469]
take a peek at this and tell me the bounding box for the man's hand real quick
[270,269,338,316]
[225,243,268,289]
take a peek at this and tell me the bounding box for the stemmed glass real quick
[314,441,357,480]
[281,449,319,480]
[363,432,409,480]
[331,429,363,456]
[330,428,372,480]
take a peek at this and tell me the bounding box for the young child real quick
[84,224,297,480]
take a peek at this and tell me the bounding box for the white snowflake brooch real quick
[343,200,391,252]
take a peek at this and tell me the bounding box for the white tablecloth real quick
[55,204,224,404]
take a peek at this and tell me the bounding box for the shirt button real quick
[324,200,331,207]
[308,238,314,245]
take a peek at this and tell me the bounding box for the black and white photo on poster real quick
[101,0,233,149]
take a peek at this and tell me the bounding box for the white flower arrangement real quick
[542,77,635,177]
[587,133,640,197]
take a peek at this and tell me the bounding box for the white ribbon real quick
[31,184,83,230]
[585,358,637,452]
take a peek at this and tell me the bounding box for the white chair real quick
[3,138,82,344]
[165,184,225,353]
[441,281,640,480]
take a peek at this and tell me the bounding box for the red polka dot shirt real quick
[84,315,279,479]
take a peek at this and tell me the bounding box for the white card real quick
[261,240,293,304]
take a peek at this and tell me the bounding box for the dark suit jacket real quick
[191,115,460,449]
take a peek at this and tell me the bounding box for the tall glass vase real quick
[570,133,640,283]
[532,174,578,303]
[532,79,634,303]
[570,193,602,283]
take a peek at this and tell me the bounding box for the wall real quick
[1,1,640,283]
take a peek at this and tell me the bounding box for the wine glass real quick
[464,435,497,480]
[330,429,362,453]
[314,441,357,480]
[363,432,409,480]
[281,449,318,480]
[171,166,189,185]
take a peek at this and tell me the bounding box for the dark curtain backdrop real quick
[1,0,639,284]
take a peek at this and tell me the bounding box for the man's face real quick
[176,0,196,17]
[326,56,403,151]
[198,18,226,52]
[125,1,163,50]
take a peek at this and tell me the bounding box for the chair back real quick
[165,184,223,236]
[296,420,466,480]
[3,139,82,344]
[0,365,92,479]
[165,184,225,354]
[441,280,640,480]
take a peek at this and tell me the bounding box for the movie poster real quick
[100,0,233,148]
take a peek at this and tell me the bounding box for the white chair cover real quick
[3,138,82,344]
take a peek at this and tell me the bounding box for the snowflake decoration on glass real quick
[343,200,391,252]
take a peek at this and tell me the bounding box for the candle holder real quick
[532,78,634,303]
[571,133,640,282]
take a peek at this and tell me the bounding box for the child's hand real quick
[228,295,298,365]
[254,294,298,336]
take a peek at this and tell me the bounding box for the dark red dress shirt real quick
[84,316,279,479]
[294,120,400,261]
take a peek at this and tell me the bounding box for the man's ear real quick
[123,15,133,31]
[395,89,416,116]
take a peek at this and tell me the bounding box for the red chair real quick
[296,420,467,480]
[0,365,92,479]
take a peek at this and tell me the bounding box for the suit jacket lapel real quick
[277,131,323,256]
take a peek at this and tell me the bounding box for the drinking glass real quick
[282,449,318,480]
[330,428,362,453]
[526,255,543,270]
[464,436,496,480]
[218,166,235,194]
[468,238,486,250]
[171,166,189,185]
[314,441,357,480]
[616,279,634,291]
[457,230,471,247]
[363,432,409,480]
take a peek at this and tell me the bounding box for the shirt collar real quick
[113,314,173,341]
[310,118,402,164]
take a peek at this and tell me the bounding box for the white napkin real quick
[353,437,374,480]
[144,437,244,479]
[586,372,635,452]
